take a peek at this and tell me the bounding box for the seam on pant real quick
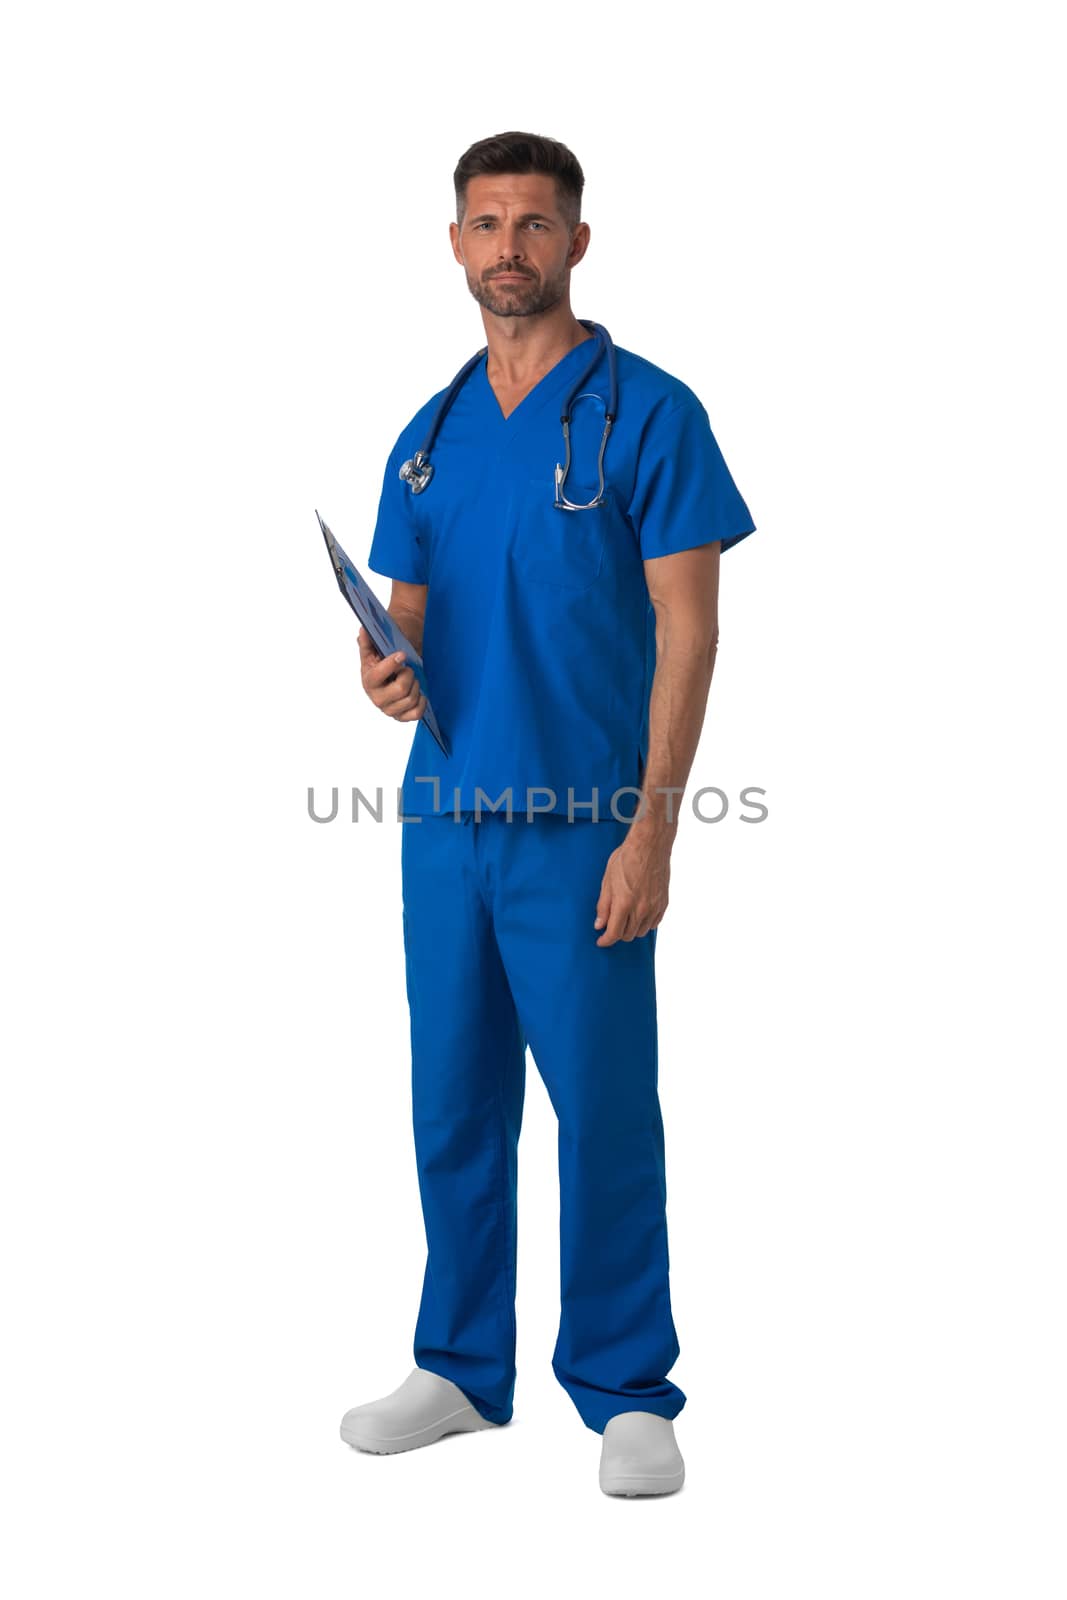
[644,937,679,1367]
[494,1032,518,1363]
[460,819,514,1364]
[469,811,493,920]
[644,1107,680,1370]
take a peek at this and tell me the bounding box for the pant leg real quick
[400,814,526,1425]
[483,814,685,1435]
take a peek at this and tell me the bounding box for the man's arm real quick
[593,541,720,945]
[636,540,720,833]
[387,579,428,655]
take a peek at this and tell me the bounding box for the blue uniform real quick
[368,333,756,1432]
[369,337,755,820]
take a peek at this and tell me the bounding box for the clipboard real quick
[316,510,451,759]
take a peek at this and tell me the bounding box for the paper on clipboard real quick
[316,509,450,759]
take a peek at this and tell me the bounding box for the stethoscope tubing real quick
[399,319,616,502]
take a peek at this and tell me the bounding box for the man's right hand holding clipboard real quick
[317,510,450,758]
[357,624,428,728]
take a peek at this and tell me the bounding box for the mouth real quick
[491,273,533,283]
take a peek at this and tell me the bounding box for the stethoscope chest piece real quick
[399,451,434,494]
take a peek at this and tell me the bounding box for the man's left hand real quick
[593,829,673,946]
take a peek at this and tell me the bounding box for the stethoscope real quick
[398,318,618,511]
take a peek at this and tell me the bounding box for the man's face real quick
[450,173,589,319]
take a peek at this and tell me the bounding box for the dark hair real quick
[454,131,585,231]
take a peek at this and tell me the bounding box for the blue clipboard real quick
[317,510,450,759]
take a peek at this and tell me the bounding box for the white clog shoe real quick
[599,1411,685,1496]
[340,1366,503,1455]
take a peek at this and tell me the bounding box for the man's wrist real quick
[626,789,682,845]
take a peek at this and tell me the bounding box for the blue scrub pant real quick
[400,809,686,1434]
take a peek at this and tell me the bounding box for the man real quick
[339,132,755,1497]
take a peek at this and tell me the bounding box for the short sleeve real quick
[628,397,756,560]
[366,435,430,584]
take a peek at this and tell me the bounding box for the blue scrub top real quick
[367,335,756,819]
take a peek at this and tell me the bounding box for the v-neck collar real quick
[480,334,597,427]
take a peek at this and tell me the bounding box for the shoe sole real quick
[600,1465,685,1496]
[340,1405,501,1455]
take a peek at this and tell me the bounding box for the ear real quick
[568,221,591,269]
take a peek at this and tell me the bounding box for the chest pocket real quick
[508,474,607,592]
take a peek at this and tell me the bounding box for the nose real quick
[496,226,527,265]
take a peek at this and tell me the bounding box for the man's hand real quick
[593,828,673,946]
[357,626,427,723]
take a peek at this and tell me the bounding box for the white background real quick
[2,2,1063,1595]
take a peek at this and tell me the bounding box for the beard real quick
[467,264,568,318]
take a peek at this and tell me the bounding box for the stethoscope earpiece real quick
[554,391,615,510]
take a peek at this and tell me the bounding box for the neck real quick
[481,306,592,384]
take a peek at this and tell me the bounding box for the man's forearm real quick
[388,603,426,656]
[631,618,718,837]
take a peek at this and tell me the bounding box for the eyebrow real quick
[466,211,555,225]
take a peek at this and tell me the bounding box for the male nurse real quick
[339,131,756,1497]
